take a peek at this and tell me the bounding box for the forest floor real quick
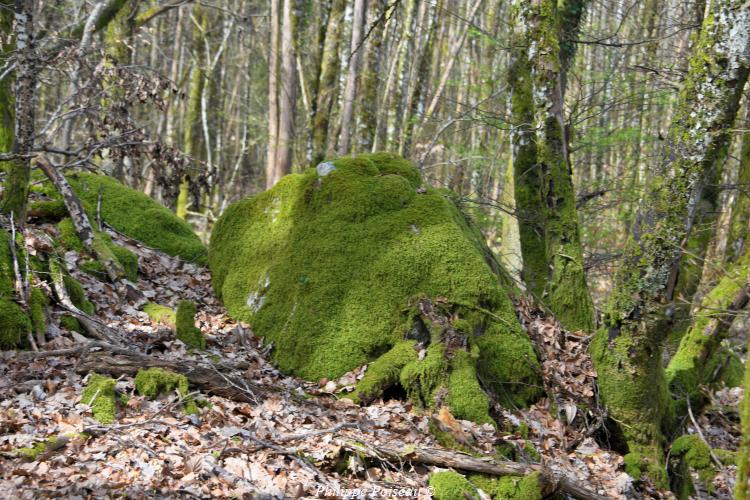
[0,223,741,499]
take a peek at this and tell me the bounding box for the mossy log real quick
[76,351,261,403]
[210,153,542,422]
[342,441,607,500]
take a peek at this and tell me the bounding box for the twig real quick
[686,397,724,469]
[276,422,360,443]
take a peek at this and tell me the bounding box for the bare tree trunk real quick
[336,0,366,155]
[265,0,281,189]
[272,0,296,182]
[311,0,346,163]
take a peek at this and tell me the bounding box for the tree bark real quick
[177,4,207,218]
[591,0,750,486]
[336,0,366,155]
[1,0,35,223]
[311,0,346,164]
[510,0,594,331]
[265,0,281,188]
[273,0,297,180]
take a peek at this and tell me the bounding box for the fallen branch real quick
[35,156,124,280]
[76,351,261,403]
[341,441,608,500]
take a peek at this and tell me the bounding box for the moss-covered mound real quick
[32,172,207,264]
[210,153,542,420]
[0,229,46,349]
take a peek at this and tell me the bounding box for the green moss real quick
[210,154,541,412]
[29,287,47,337]
[110,244,138,281]
[667,249,750,412]
[134,367,197,414]
[63,275,95,315]
[400,343,448,407]
[0,299,31,349]
[59,219,139,282]
[143,302,176,326]
[81,373,116,424]
[0,230,31,349]
[624,452,644,481]
[68,173,206,263]
[429,471,475,500]
[57,218,84,251]
[59,314,82,332]
[352,340,417,403]
[17,436,60,461]
[446,349,492,425]
[176,300,204,349]
[671,435,716,488]
[80,260,107,280]
[467,472,542,500]
[28,199,67,220]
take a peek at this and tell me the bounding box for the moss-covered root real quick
[143,302,176,326]
[81,373,117,424]
[669,435,717,497]
[351,340,417,404]
[176,300,205,349]
[736,345,750,499]
[134,367,197,414]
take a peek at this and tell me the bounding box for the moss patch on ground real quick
[135,367,197,414]
[176,300,204,349]
[210,153,541,420]
[143,302,176,326]
[467,472,543,499]
[81,373,117,424]
[37,172,206,263]
[429,471,475,499]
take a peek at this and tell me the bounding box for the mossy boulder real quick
[33,172,207,264]
[210,153,542,421]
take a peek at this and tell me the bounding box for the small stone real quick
[316,161,336,177]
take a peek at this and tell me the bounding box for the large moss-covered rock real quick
[32,172,207,264]
[210,153,542,419]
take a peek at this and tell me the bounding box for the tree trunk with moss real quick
[0,0,14,170]
[591,0,750,486]
[311,0,346,164]
[1,0,35,223]
[103,0,136,182]
[510,0,594,332]
[738,337,750,498]
[176,4,207,219]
